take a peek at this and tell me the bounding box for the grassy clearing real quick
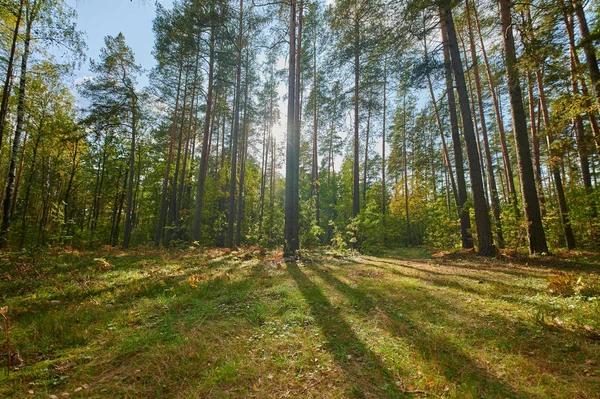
[1,246,599,398]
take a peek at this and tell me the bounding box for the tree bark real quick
[441,15,473,250]
[284,0,298,256]
[193,22,216,242]
[236,44,251,246]
[227,0,244,249]
[155,61,183,247]
[0,14,32,247]
[441,4,496,256]
[535,69,576,249]
[499,0,548,254]
[123,89,137,249]
[0,0,24,152]
[312,32,320,226]
[465,0,504,248]
[471,0,518,210]
[352,2,360,218]
[572,0,600,113]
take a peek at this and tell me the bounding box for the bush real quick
[548,272,600,297]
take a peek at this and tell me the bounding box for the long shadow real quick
[305,262,529,398]
[366,262,546,306]
[356,258,547,306]
[286,261,406,398]
[367,255,549,280]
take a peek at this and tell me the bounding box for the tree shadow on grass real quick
[286,261,407,398]
[366,255,549,280]
[361,260,546,307]
[305,262,530,399]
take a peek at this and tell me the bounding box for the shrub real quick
[548,272,600,297]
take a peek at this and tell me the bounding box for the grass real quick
[1,246,599,398]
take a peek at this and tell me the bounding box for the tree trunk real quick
[123,90,137,249]
[499,0,548,254]
[535,69,576,249]
[0,15,32,247]
[441,16,473,250]
[19,125,41,247]
[155,61,183,247]
[227,0,244,249]
[465,0,504,248]
[526,72,546,213]
[441,4,496,256]
[363,90,371,204]
[193,24,216,243]
[312,33,320,226]
[0,0,24,151]
[167,67,190,244]
[471,0,518,210]
[562,4,593,187]
[352,3,360,218]
[293,0,303,247]
[402,95,409,246]
[284,0,298,256]
[236,44,251,246]
[10,130,28,217]
[426,65,458,210]
[382,59,387,219]
[572,0,600,113]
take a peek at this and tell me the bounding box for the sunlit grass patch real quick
[1,247,599,398]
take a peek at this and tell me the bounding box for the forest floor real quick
[1,246,600,398]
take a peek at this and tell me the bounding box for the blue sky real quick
[67,0,174,87]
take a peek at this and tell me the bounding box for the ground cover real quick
[1,247,599,398]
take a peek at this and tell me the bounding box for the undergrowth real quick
[0,246,599,398]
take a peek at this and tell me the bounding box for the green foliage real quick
[328,220,347,252]
[300,196,323,248]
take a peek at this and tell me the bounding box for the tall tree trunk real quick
[535,69,576,249]
[10,130,28,216]
[19,127,42,248]
[499,0,548,254]
[284,0,298,256]
[465,0,504,248]
[236,44,251,246]
[572,0,600,113]
[193,24,216,243]
[155,62,183,247]
[363,90,371,204]
[526,72,546,213]
[562,4,594,187]
[382,59,387,219]
[426,65,458,210]
[352,2,360,218]
[177,54,199,226]
[227,0,244,248]
[471,0,518,210]
[402,95,409,246]
[441,16,473,250]
[441,4,496,256]
[312,33,320,226]
[0,0,24,151]
[167,68,190,244]
[293,0,303,247]
[0,14,32,247]
[123,91,137,249]
[111,169,128,247]
[460,35,488,201]
[63,137,79,227]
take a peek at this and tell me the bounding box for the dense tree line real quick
[0,0,599,255]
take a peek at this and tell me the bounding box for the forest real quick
[1,0,600,397]
[0,0,598,255]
